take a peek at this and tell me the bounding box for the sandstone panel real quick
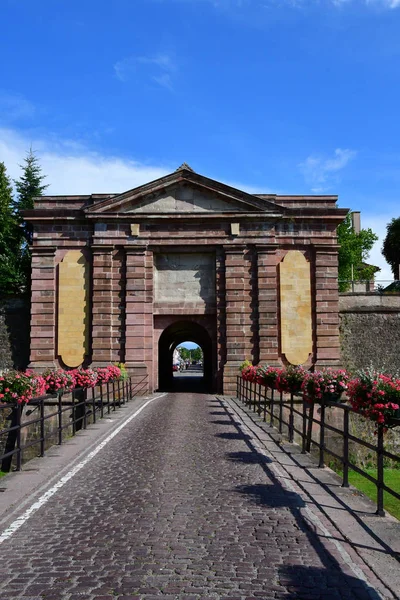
[154,253,215,306]
[279,250,312,365]
[57,250,89,368]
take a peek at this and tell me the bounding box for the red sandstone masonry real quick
[314,248,341,367]
[110,249,125,362]
[92,246,114,365]
[125,248,154,388]
[29,247,57,368]
[26,172,348,391]
[223,246,253,394]
[257,246,279,365]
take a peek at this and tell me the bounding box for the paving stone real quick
[0,393,392,599]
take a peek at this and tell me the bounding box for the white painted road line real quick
[0,393,166,545]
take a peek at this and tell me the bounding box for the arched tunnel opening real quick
[158,320,214,393]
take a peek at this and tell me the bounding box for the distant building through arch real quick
[25,164,348,395]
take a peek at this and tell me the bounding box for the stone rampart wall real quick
[0,298,30,371]
[339,293,400,374]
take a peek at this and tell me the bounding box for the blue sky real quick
[179,342,199,350]
[1,0,400,279]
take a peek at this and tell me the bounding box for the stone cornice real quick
[30,246,57,255]
[91,244,115,253]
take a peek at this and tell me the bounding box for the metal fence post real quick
[263,385,267,422]
[40,397,45,457]
[91,387,96,424]
[270,388,274,427]
[83,389,87,430]
[301,398,307,454]
[306,402,314,452]
[107,381,111,414]
[376,424,385,516]
[318,398,326,468]
[342,408,350,487]
[72,389,76,436]
[289,392,294,443]
[16,404,22,471]
[118,379,122,406]
[112,380,116,411]
[100,384,104,419]
[58,392,63,445]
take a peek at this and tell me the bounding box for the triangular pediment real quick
[85,169,284,216]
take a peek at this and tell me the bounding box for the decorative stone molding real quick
[57,250,89,368]
[279,250,312,366]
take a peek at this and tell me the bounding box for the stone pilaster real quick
[91,245,115,365]
[313,245,341,368]
[215,248,226,392]
[223,245,252,395]
[256,245,280,364]
[125,247,153,390]
[29,247,57,370]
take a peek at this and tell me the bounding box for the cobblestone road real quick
[0,393,389,599]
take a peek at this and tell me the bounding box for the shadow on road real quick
[212,398,387,600]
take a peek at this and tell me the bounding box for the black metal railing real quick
[338,279,400,293]
[237,376,400,516]
[0,375,149,473]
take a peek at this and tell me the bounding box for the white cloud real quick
[299,148,357,192]
[0,91,35,123]
[159,0,400,8]
[114,53,177,90]
[333,0,400,6]
[0,127,170,195]
[152,73,174,91]
[0,126,394,282]
[0,127,271,197]
[363,0,400,7]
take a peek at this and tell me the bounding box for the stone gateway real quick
[25,164,348,395]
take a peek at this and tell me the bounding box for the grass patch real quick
[0,470,8,478]
[343,469,400,520]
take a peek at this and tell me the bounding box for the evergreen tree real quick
[0,162,15,252]
[337,213,378,292]
[13,149,48,294]
[382,217,400,280]
[14,148,48,244]
[0,162,25,295]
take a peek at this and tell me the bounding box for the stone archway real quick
[158,320,214,393]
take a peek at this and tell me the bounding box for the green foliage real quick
[0,162,26,295]
[177,346,190,360]
[113,362,128,380]
[191,346,202,361]
[382,217,400,279]
[337,213,378,292]
[14,149,48,245]
[339,469,400,520]
[239,359,252,372]
[177,345,203,361]
[0,162,15,247]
